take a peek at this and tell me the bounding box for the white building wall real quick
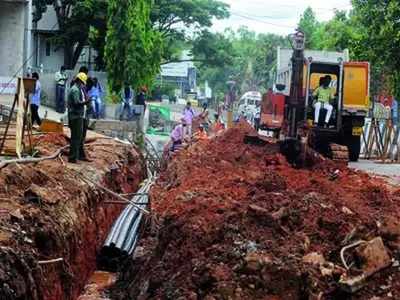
[0,0,28,77]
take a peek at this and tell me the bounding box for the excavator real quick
[259,30,370,165]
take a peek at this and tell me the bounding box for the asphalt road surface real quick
[349,159,400,185]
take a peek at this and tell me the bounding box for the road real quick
[350,159,400,185]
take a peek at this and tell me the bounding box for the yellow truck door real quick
[343,62,370,111]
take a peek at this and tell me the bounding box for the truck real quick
[237,91,262,121]
[260,30,370,162]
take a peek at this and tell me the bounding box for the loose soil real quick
[114,122,400,300]
[0,131,144,300]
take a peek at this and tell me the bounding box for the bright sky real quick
[212,0,352,35]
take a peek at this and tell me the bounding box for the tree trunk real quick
[64,45,74,69]
[71,42,85,69]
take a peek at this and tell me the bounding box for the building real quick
[32,5,64,73]
[158,51,197,98]
[0,0,33,101]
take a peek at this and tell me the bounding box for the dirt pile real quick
[0,132,144,300]
[118,122,400,300]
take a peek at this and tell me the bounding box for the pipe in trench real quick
[101,175,154,264]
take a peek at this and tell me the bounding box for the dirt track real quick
[0,132,144,300]
[114,122,400,300]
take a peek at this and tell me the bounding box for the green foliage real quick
[351,0,400,97]
[298,7,320,49]
[105,0,163,93]
[298,4,400,97]
[192,30,235,67]
[33,0,107,68]
[197,27,288,98]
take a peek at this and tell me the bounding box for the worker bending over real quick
[170,118,187,152]
[313,75,334,128]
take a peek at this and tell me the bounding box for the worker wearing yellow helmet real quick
[67,72,90,163]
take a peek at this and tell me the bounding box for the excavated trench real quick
[109,122,400,300]
[0,133,145,300]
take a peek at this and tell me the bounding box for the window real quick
[248,99,255,105]
[45,40,51,57]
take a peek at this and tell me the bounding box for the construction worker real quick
[313,75,334,128]
[254,101,261,131]
[78,67,93,161]
[67,72,90,163]
[55,66,68,113]
[199,102,210,130]
[136,86,147,111]
[88,77,103,119]
[212,113,224,133]
[119,84,134,120]
[170,118,187,152]
[193,124,208,141]
[183,101,196,137]
[30,72,42,127]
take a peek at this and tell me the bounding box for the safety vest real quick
[313,87,332,103]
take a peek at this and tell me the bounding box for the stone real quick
[302,252,325,266]
[9,209,23,221]
[340,237,392,294]
[244,251,273,272]
[379,216,400,241]
[341,206,354,215]
[355,237,391,276]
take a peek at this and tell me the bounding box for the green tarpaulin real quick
[147,105,172,136]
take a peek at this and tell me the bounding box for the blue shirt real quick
[31,80,41,106]
[88,83,102,98]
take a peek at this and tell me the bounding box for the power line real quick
[230,12,295,29]
[230,4,352,20]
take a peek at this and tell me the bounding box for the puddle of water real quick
[77,271,117,300]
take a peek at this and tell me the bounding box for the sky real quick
[212,0,352,36]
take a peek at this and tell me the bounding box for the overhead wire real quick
[230,12,296,29]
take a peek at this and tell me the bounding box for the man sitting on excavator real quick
[313,75,334,128]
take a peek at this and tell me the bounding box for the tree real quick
[33,0,107,69]
[197,27,288,99]
[151,0,229,63]
[298,7,321,49]
[352,0,400,97]
[105,0,163,93]
[33,0,230,70]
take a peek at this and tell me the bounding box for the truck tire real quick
[347,135,361,162]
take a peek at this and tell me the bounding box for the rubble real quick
[0,132,144,300]
[113,122,400,299]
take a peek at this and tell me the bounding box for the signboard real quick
[0,77,18,95]
[161,63,189,77]
[146,104,172,136]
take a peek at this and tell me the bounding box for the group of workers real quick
[169,101,225,154]
[55,66,104,118]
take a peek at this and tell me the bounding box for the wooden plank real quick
[15,78,25,158]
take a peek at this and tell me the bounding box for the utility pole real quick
[226,80,236,128]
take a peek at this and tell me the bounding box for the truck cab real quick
[261,45,370,161]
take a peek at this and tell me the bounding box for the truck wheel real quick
[347,135,361,162]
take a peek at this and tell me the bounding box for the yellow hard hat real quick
[76,72,88,85]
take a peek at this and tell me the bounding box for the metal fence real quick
[361,118,400,162]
